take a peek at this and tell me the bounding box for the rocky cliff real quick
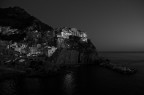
[0,6,136,77]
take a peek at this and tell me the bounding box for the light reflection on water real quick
[0,80,16,95]
[0,53,143,95]
[0,71,76,95]
[63,71,75,95]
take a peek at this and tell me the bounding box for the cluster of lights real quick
[47,46,57,57]
[0,26,18,35]
[27,44,42,56]
[1,26,88,59]
[7,42,27,54]
[57,27,88,42]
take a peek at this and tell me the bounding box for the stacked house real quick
[56,27,88,48]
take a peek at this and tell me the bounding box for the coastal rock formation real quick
[0,6,136,77]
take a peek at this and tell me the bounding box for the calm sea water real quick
[1,52,144,95]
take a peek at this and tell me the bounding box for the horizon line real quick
[98,51,144,53]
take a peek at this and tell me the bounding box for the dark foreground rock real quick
[0,6,136,79]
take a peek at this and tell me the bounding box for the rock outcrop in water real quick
[0,6,136,77]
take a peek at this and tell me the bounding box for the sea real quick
[0,52,144,95]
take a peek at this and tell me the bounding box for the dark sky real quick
[1,0,144,51]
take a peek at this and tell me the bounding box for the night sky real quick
[0,0,144,51]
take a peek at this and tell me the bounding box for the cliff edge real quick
[0,7,136,77]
